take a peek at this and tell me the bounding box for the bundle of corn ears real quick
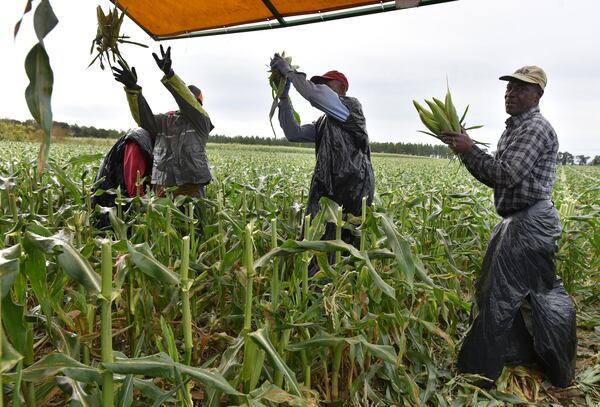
[269,52,301,138]
[413,85,488,147]
[89,5,147,71]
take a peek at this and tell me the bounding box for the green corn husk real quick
[413,84,487,147]
[269,52,301,138]
[89,5,148,71]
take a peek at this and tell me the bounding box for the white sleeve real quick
[287,71,350,122]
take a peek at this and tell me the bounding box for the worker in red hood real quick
[91,127,154,228]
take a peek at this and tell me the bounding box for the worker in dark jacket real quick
[112,45,214,197]
[270,56,375,272]
[91,127,154,227]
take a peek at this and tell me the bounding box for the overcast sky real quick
[2,0,599,157]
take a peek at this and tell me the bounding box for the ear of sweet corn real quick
[444,91,461,132]
[426,99,453,134]
[413,101,434,120]
[418,111,441,135]
[268,52,301,138]
[413,85,487,147]
[89,6,147,70]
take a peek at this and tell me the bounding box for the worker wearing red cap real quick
[270,56,375,268]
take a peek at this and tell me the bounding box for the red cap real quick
[310,70,349,92]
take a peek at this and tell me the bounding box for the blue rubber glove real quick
[270,56,293,76]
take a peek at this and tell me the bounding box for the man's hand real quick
[441,130,475,153]
[270,55,293,77]
[112,60,140,89]
[152,45,173,77]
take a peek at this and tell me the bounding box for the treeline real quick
[0,118,121,140]
[208,134,454,158]
[53,121,121,139]
[558,151,600,166]
[208,134,314,150]
[369,141,452,157]
[0,118,454,158]
[2,118,599,163]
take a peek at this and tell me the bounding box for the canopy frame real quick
[112,0,458,41]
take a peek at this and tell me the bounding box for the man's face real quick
[504,80,542,116]
[325,80,347,97]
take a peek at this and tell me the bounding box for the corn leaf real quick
[33,0,58,43]
[103,352,242,396]
[16,353,101,383]
[56,376,101,407]
[374,212,434,287]
[249,328,302,397]
[0,245,20,299]
[409,316,455,350]
[14,0,33,38]
[248,382,318,406]
[359,338,397,365]
[23,231,101,294]
[0,331,23,374]
[286,335,345,351]
[127,242,180,285]
[24,44,54,175]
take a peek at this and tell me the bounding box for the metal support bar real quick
[396,0,420,9]
[261,0,287,26]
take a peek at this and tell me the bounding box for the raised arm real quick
[112,61,159,138]
[270,56,350,122]
[278,88,316,142]
[153,45,213,136]
[287,72,349,122]
[162,73,213,136]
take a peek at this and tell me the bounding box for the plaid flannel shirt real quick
[460,106,558,216]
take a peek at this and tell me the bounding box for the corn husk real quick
[413,84,487,147]
[89,6,147,71]
[269,52,301,138]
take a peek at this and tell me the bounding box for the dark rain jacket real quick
[125,73,214,187]
[307,96,375,218]
[92,127,154,208]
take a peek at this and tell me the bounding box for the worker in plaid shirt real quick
[441,66,576,388]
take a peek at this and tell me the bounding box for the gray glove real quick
[280,79,292,99]
[270,56,293,76]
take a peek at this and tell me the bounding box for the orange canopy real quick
[113,0,457,40]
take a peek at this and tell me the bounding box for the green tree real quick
[576,155,590,165]
[558,151,574,165]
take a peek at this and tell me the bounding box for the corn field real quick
[0,140,599,406]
